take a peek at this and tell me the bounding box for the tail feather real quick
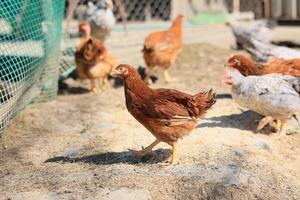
[191,89,216,118]
[141,45,154,54]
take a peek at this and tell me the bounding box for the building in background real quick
[229,0,300,21]
[116,0,300,22]
[67,0,300,23]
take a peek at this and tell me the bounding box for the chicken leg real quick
[271,119,287,139]
[257,116,277,132]
[170,142,179,166]
[159,142,180,168]
[129,139,161,156]
[90,79,98,93]
[99,76,109,91]
[145,67,155,84]
[163,69,178,83]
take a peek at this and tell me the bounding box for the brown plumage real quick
[75,22,117,93]
[226,54,300,77]
[142,15,184,83]
[111,64,216,166]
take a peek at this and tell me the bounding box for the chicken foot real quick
[158,142,179,168]
[256,116,277,132]
[271,119,287,139]
[170,142,179,166]
[90,79,99,94]
[129,139,161,156]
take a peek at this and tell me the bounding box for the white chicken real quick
[86,0,116,42]
[223,69,300,138]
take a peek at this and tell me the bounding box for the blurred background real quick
[60,0,300,76]
[1,0,300,134]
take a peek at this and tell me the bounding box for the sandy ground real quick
[1,25,300,200]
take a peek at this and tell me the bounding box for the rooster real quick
[226,54,300,77]
[142,15,184,83]
[111,64,216,166]
[223,69,300,138]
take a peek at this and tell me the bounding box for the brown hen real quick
[226,54,300,77]
[142,15,184,83]
[75,22,117,93]
[111,64,216,166]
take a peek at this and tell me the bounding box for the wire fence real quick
[0,0,64,135]
[0,0,230,135]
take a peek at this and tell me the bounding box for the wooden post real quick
[291,0,297,19]
[233,0,240,13]
[264,0,270,18]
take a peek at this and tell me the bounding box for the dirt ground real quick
[1,25,300,200]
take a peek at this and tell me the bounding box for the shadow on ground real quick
[216,93,232,99]
[272,40,300,48]
[58,80,90,94]
[45,149,171,165]
[198,110,265,132]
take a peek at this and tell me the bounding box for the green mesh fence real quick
[0,0,64,134]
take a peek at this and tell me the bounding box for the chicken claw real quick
[256,116,276,132]
[158,142,179,168]
[129,139,161,157]
[128,148,150,157]
[271,120,287,139]
[169,142,179,166]
[90,87,99,94]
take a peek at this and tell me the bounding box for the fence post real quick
[233,0,240,13]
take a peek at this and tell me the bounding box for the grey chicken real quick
[247,39,300,63]
[223,69,300,138]
[228,19,276,50]
[86,0,115,42]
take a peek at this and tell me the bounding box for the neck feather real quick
[124,73,152,97]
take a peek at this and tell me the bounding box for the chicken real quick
[226,54,300,77]
[111,64,216,166]
[228,19,275,50]
[86,0,115,42]
[142,15,184,83]
[75,35,116,93]
[223,69,300,138]
[247,39,300,63]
